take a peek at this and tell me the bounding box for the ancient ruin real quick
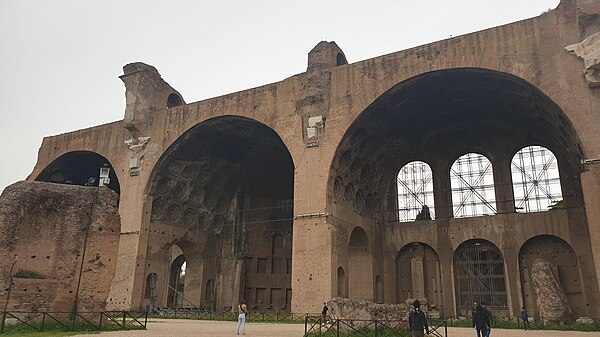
[0,181,120,312]
[1,0,600,322]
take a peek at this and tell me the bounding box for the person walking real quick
[236,299,247,335]
[408,300,429,337]
[472,304,491,337]
[520,306,531,330]
[480,303,492,337]
[321,302,329,325]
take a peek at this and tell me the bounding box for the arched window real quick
[397,161,435,222]
[144,273,158,311]
[450,153,496,218]
[511,145,563,212]
[337,267,347,298]
[167,255,186,307]
[167,93,183,108]
[336,52,347,66]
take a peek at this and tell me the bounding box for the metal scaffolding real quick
[396,161,435,222]
[511,145,562,213]
[454,241,507,314]
[450,153,497,218]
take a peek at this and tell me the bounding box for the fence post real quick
[123,311,126,327]
[144,310,148,328]
[319,317,322,335]
[336,319,340,337]
[375,320,378,337]
[304,315,307,334]
[99,312,104,330]
[41,312,46,331]
[444,320,448,337]
[0,311,5,333]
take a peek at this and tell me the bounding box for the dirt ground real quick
[70,319,599,337]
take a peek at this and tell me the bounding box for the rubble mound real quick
[326,297,410,332]
[532,258,574,324]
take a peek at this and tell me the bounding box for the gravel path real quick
[70,319,599,337]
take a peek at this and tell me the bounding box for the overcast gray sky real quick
[0,0,560,194]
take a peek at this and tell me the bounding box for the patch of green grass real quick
[1,332,98,337]
[305,330,410,337]
[13,270,45,279]
[448,318,600,332]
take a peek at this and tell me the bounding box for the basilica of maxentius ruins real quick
[2,0,600,322]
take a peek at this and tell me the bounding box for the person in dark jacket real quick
[472,304,491,337]
[321,303,329,325]
[520,306,531,330]
[480,303,492,337]
[408,300,429,337]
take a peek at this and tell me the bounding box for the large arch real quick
[145,115,295,312]
[395,243,442,311]
[35,150,121,194]
[326,68,587,312]
[328,68,584,221]
[519,235,584,321]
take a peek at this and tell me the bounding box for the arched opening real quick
[167,93,183,108]
[329,68,583,223]
[327,68,586,314]
[519,235,583,321]
[204,278,215,311]
[336,52,347,66]
[167,254,186,307]
[36,151,120,194]
[454,240,507,315]
[450,153,496,218]
[144,273,158,311]
[395,243,442,311]
[337,266,347,298]
[375,275,383,304]
[512,146,563,213]
[348,227,372,300]
[147,116,294,312]
[397,161,435,221]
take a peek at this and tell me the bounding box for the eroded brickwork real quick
[0,181,120,312]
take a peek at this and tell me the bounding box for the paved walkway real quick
[70,319,599,337]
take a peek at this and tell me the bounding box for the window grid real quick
[455,241,508,314]
[450,153,497,218]
[511,146,562,213]
[397,161,435,222]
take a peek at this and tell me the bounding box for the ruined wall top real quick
[120,62,185,138]
[307,41,348,72]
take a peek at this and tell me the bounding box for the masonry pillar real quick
[502,243,520,317]
[431,158,456,317]
[579,163,600,317]
[492,155,516,215]
[291,217,333,314]
[106,178,150,310]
